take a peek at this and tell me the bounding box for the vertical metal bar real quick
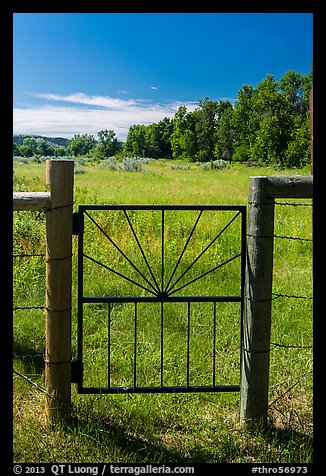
[160,301,164,387]
[213,302,216,387]
[77,209,84,393]
[161,209,164,293]
[108,303,111,389]
[134,302,137,388]
[187,302,190,387]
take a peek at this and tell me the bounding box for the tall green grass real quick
[13,161,313,463]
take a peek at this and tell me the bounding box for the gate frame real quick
[75,204,246,395]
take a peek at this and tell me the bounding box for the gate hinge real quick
[72,212,82,235]
[71,357,83,383]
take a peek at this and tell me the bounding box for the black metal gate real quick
[74,205,246,394]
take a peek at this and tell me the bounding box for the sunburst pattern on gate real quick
[79,205,245,299]
[76,204,246,394]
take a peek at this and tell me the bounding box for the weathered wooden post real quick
[45,159,74,420]
[240,176,275,429]
[240,175,313,429]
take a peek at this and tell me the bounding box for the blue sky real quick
[13,13,313,140]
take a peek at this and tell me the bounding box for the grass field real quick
[13,160,313,463]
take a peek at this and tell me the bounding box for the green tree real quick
[283,115,311,167]
[13,142,19,155]
[36,139,55,156]
[278,70,311,117]
[195,98,219,162]
[232,85,258,162]
[232,69,312,167]
[96,129,122,158]
[68,134,97,157]
[214,100,235,161]
[54,146,67,157]
[124,124,148,157]
[19,137,38,157]
[250,75,291,165]
[170,106,198,161]
[145,118,174,159]
[277,69,312,166]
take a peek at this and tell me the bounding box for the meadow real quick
[13,159,313,464]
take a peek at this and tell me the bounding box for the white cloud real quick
[117,89,129,95]
[13,92,198,140]
[29,92,139,110]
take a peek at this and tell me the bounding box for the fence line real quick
[270,201,313,306]
[13,164,313,429]
[14,240,312,427]
[240,175,313,429]
[13,159,74,421]
[13,364,313,429]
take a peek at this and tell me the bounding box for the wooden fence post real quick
[240,174,313,429]
[240,176,275,429]
[45,159,74,420]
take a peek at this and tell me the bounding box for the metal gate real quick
[74,205,246,394]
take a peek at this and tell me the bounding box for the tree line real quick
[14,68,312,168]
[13,130,123,160]
[124,69,312,167]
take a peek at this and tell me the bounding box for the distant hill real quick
[13,134,70,148]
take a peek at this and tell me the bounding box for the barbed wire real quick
[272,199,313,300]
[13,253,45,258]
[272,292,313,300]
[270,369,313,389]
[13,305,45,311]
[268,369,313,409]
[270,342,312,350]
[13,369,72,408]
[13,251,45,311]
[268,199,313,425]
[274,201,312,207]
[274,235,312,242]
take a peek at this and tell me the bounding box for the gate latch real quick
[71,357,83,384]
[72,212,81,235]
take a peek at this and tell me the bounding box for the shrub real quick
[98,156,121,171]
[98,156,150,172]
[212,159,229,169]
[122,157,143,172]
[200,159,229,171]
[171,164,191,170]
[74,163,86,174]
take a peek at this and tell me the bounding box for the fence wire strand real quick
[272,199,313,300]
[13,251,46,312]
[13,369,72,408]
